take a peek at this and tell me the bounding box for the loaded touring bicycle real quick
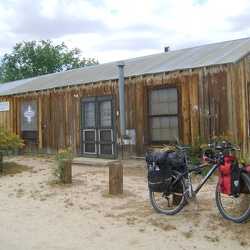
[146,142,250,223]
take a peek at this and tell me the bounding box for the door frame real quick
[80,95,117,159]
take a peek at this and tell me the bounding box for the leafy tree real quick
[0,40,99,83]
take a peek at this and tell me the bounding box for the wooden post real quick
[62,160,72,184]
[109,162,123,195]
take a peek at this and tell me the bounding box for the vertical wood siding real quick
[0,57,250,157]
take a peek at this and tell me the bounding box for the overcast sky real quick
[0,0,250,64]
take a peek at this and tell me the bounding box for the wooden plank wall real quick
[0,57,250,157]
[230,57,250,155]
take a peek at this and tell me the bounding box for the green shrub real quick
[0,126,24,155]
[51,147,75,183]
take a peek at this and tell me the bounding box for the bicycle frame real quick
[190,162,220,194]
[175,149,221,198]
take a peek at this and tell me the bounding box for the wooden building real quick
[1,37,250,159]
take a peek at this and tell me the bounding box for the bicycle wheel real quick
[149,170,187,215]
[216,172,250,223]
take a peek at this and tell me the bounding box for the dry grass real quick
[0,162,31,176]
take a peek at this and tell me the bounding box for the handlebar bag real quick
[218,156,240,195]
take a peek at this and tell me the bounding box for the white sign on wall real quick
[0,102,9,111]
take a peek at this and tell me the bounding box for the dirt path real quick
[0,155,249,250]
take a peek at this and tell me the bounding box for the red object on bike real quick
[202,149,216,162]
[245,166,250,174]
[218,156,240,195]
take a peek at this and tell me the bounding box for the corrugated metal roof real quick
[1,37,250,96]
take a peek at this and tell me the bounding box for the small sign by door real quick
[0,102,9,111]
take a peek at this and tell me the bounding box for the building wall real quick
[1,58,250,158]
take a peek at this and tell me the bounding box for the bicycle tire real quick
[149,170,187,215]
[215,172,250,223]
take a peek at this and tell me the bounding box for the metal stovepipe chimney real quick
[117,61,130,139]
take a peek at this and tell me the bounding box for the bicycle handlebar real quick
[208,141,240,151]
[203,155,219,164]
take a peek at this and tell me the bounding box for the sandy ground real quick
[0,154,249,250]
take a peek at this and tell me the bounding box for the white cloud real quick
[0,0,250,63]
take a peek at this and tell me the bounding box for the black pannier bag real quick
[167,151,186,172]
[147,162,171,192]
[146,151,184,192]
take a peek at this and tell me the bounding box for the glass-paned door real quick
[81,95,116,159]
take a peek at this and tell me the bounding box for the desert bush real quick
[51,147,75,183]
[0,126,24,155]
